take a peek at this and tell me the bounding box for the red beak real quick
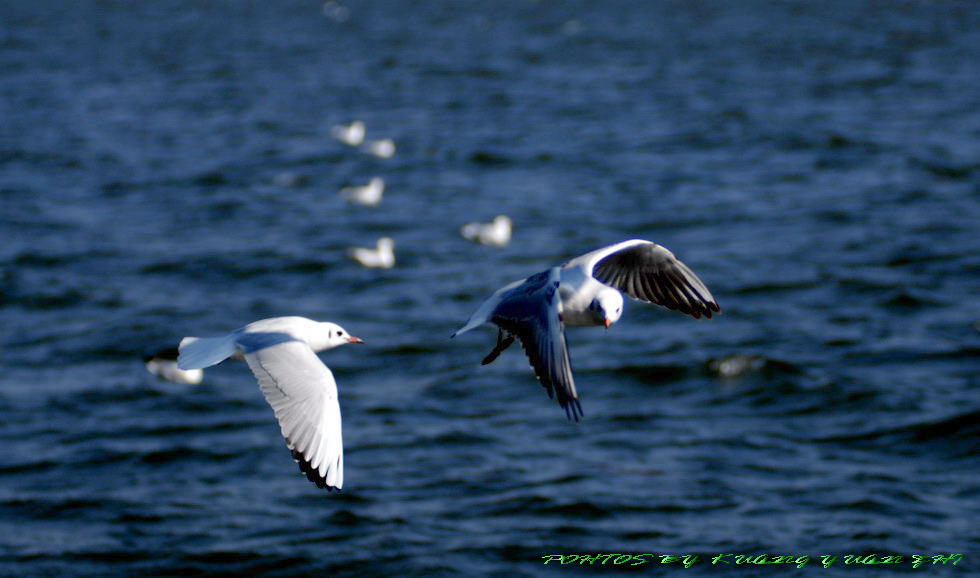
[347,336,364,344]
[604,318,611,329]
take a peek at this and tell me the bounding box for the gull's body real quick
[178,316,363,491]
[340,177,385,206]
[460,215,513,247]
[364,138,395,158]
[453,239,720,420]
[331,120,365,147]
[348,237,395,269]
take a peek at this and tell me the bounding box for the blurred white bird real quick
[331,120,365,147]
[271,171,308,188]
[178,316,363,491]
[322,1,349,22]
[145,346,204,385]
[364,138,395,158]
[340,177,384,206]
[348,237,395,269]
[460,215,512,247]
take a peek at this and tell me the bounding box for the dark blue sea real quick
[1,1,978,576]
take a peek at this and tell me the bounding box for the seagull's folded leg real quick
[481,329,516,366]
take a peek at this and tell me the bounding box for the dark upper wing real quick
[584,240,721,319]
[490,268,583,421]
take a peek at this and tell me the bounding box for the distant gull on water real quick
[331,120,365,147]
[340,176,384,206]
[364,138,395,158]
[348,237,395,269]
[452,239,720,421]
[178,316,363,491]
[460,215,512,247]
[145,346,203,385]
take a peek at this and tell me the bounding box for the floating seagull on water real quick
[460,215,512,247]
[706,353,765,378]
[178,316,363,491]
[363,138,395,158]
[452,239,720,421]
[331,120,365,147]
[340,176,384,206]
[271,171,309,189]
[348,237,395,269]
[145,346,203,385]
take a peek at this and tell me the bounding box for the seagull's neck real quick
[308,323,341,352]
[558,274,608,327]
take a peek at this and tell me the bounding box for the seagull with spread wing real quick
[178,316,363,491]
[452,239,720,421]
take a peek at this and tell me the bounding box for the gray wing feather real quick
[589,241,721,319]
[490,269,583,421]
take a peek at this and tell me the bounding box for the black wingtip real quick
[291,449,340,492]
[563,398,584,422]
[698,301,722,320]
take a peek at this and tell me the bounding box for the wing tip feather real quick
[291,448,341,492]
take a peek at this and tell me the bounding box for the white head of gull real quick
[460,215,512,247]
[331,120,365,147]
[452,239,720,421]
[348,237,395,269]
[340,176,384,206]
[177,316,363,491]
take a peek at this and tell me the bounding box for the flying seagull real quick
[452,239,720,421]
[178,316,363,491]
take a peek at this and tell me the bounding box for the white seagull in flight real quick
[178,316,363,491]
[452,239,720,421]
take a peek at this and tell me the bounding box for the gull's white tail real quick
[178,335,239,370]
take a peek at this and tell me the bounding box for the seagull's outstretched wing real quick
[239,334,344,491]
[567,239,721,319]
[490,268,582,421]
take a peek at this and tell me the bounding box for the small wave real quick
[378,343,443,356]
[468,149,512,165]
[878,289,944,309]
[540,501,612,519]
[728,278,821,294]
[416,431,495,447]
[815,410,980,457]
[0,497,123,520]
[139,446,239,466]
[326,508,369,526]
[166,551,313,575]
[911,158,977,180]
[601,363,690,382]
